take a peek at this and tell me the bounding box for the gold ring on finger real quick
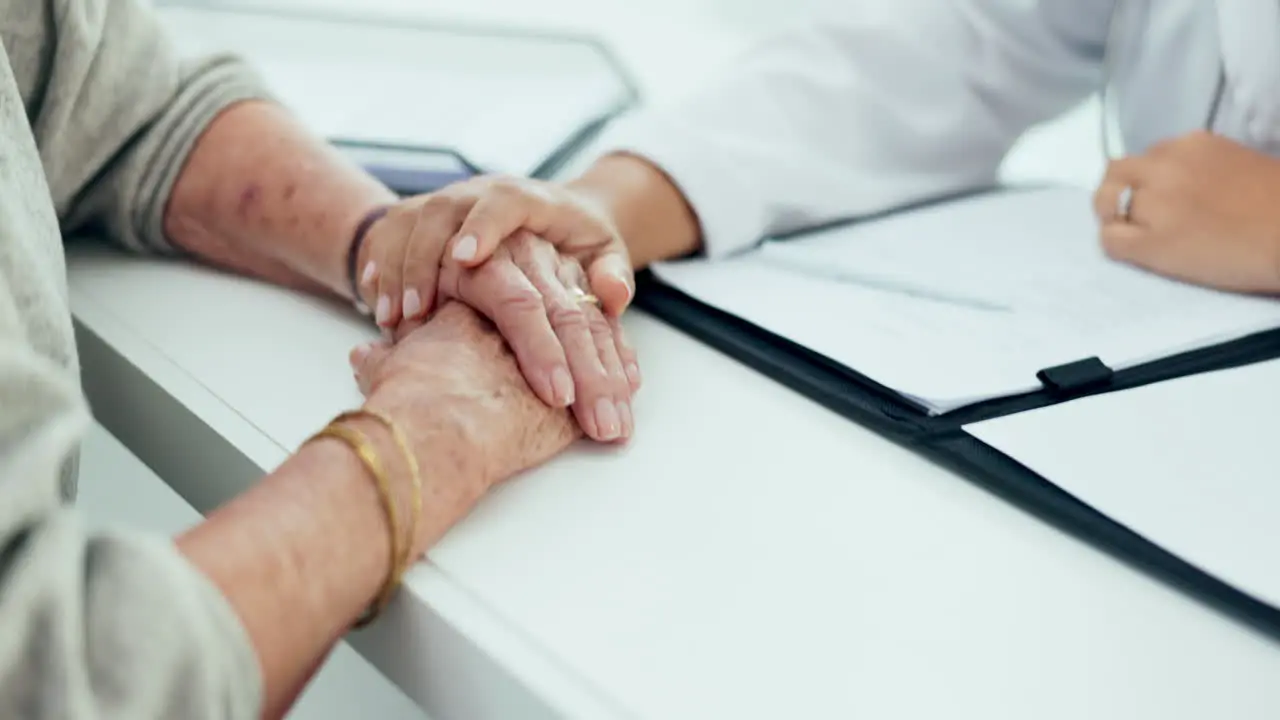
[568,287,601,308]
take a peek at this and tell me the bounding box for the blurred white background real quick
[179,0,1104,189]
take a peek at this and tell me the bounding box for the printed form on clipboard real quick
[651,187,1280,415]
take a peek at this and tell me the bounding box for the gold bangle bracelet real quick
[334,409,423,576]
[307,423,403,628]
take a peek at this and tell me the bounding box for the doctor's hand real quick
[355,175,634,329]
[1093,131,1280,294]
[365,230,637,443]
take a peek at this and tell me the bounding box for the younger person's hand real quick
[354,174,634,329]
[1094,131,1280,293]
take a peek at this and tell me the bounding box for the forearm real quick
[176,406,471,719]
[164,100,397,299]
[177,438,389,719]
[569,154,702,268]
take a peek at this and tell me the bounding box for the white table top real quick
[68,1,1280,718]
[67,249,1280,720]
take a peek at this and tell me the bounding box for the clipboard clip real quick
[1036,357,1115,396]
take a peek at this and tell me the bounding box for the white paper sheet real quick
[157,4,628,174]
[967,359,1280,609]
[652,187,1280,413]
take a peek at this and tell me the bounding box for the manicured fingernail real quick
[595,398,621,440]
[551,367,575,406]
[375,295,391,326]
[616,272,634,300]
[361,261,377,285]
[402,289,422,318]
[617,401,633,438]
[625,362,641,388]
[452,235,478,261]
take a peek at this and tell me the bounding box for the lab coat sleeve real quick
[597,0,1114,257]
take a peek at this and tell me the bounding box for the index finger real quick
[450,179,612,267]
[447,181,533,266]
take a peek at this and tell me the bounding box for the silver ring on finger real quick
[1116,185,1135,222]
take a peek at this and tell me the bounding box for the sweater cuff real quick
[128,57,274,256]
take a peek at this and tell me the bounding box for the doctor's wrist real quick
[570,153,702,268]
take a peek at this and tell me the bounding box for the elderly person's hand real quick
[346,300,581,553]
[182,300,585,717]
[361,231,636,442]
[1093,131,1280,294]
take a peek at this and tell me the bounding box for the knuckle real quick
[575,363,612,391]
[559,253,587,275]
[378,260,403,285]
[547,302,589,332]
[508,228,542,252]
[419,193,456,215]
[1185,129,1213,146]
[1148,138,1178,156]
[1118,158,1143,178]
[494,286,544,317]
[586,310,612,338]
[615,336,637,361]
[538,191,572,214]
[487,176,524,199]
[525,182,560,204]
[473,256,511,281]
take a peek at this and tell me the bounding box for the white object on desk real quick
[156,1,631,175]
[968,359,1280,610]
[653,187,1280,413]
[68,248,1280,719]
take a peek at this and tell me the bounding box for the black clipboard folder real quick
[635,189,1280,640]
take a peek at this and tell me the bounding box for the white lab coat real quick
[600,0,1280,258]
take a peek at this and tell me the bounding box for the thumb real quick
[587,248,635,317]
[349,340,393,396]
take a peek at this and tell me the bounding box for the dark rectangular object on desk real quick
[334,141,479,196]
[156,0,641,189]
[635,266,1280,641]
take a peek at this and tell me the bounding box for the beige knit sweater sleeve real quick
[0,0,273,717]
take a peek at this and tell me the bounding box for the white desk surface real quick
[69,1,1280,719]
[66,253,1280,720]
